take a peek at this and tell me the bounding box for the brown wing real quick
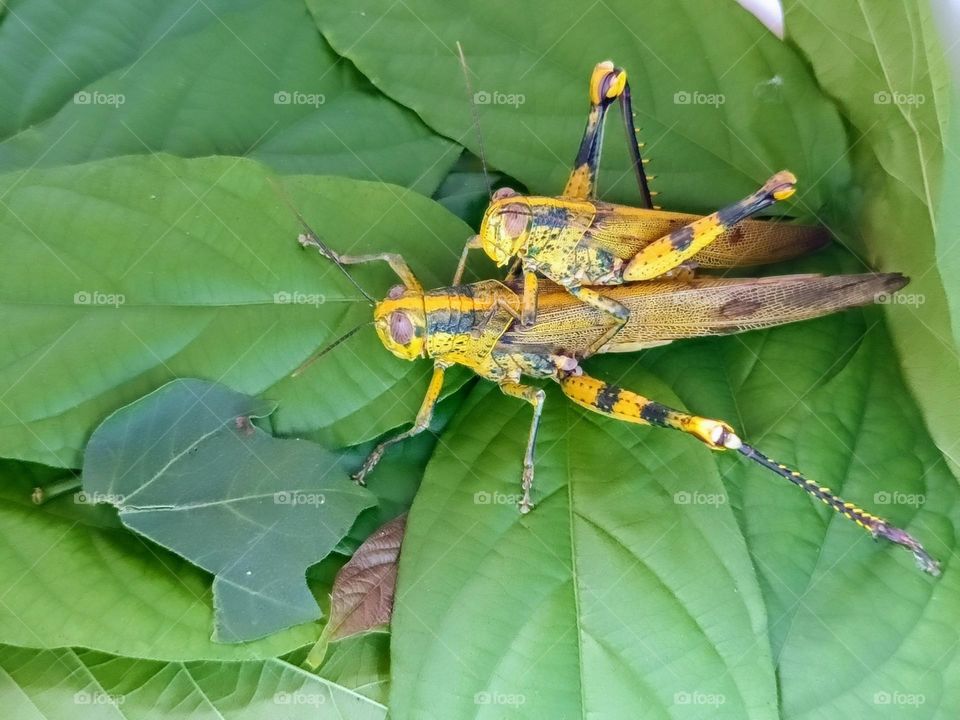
[499,273,907,355]
[586,204,830,268]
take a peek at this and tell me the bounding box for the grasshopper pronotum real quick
[458,61,828,354]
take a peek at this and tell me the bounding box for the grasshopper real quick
[291,222,938,574]
[456,61,828,354]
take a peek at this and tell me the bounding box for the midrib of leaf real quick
[564,411,588,719]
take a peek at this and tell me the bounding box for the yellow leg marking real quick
[521,271,539,325]
[354,363,446,484]
[558,373,740,449]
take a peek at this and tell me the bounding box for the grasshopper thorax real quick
[478,188,532,266]
[373,285,428,361]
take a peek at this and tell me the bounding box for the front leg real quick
[353,363,447,484]
[298,231,423,292]
[499,381,546,514]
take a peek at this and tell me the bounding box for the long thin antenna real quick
[737,442,940,575]
[291,322,370,378]
[268,178,376,305]
[456,41,493,200]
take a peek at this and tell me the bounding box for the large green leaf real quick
[783,0,960,477]
[0,461,319,660]
[308,0,849,215]
[83,379,374,643]
[389,251,959,719]
[0,155,472,468]
[0,0,457,192]
[0,644,387,719]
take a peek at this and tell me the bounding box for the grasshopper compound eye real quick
[388,311,414,345]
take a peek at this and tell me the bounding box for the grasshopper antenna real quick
[736,441,940,575]
[456,40,493,200]
[292,322,371,378]
[268,178,376,306]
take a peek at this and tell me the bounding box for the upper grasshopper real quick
[457,61,826,354]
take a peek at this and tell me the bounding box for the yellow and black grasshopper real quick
[456,61,828,354]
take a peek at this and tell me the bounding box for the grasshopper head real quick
[373,285,428,361]
[478,188,531,266]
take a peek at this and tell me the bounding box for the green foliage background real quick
[1,0,958,718]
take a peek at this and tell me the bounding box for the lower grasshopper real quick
[456,60,827,354]
[292,221,939,575]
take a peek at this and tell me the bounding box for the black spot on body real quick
[719,298,762,318]
[541,207,570,229]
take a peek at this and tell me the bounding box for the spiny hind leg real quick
[558,373,741,450]
[567,285,630,356]
[558,372,940,573]
[499,381,546,514]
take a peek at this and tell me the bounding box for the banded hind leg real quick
[499,381,546,514]
[558,373,940,574]
[622,171,797,281]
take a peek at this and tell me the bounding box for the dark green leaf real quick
[82,379,374,642]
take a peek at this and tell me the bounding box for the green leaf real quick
[308,0,849,214]
[315,631,391,706]
[390,247,959,718]
[0,154,472,468]
[0,461,318,660]
[0,644,387,719]
[82,379,374,643]
[784,0,960,477]
[0,0,457,193]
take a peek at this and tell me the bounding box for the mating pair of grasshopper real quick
[295,61,939,575]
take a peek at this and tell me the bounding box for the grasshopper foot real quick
[353,451,383,486]
[519,465,535,514]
